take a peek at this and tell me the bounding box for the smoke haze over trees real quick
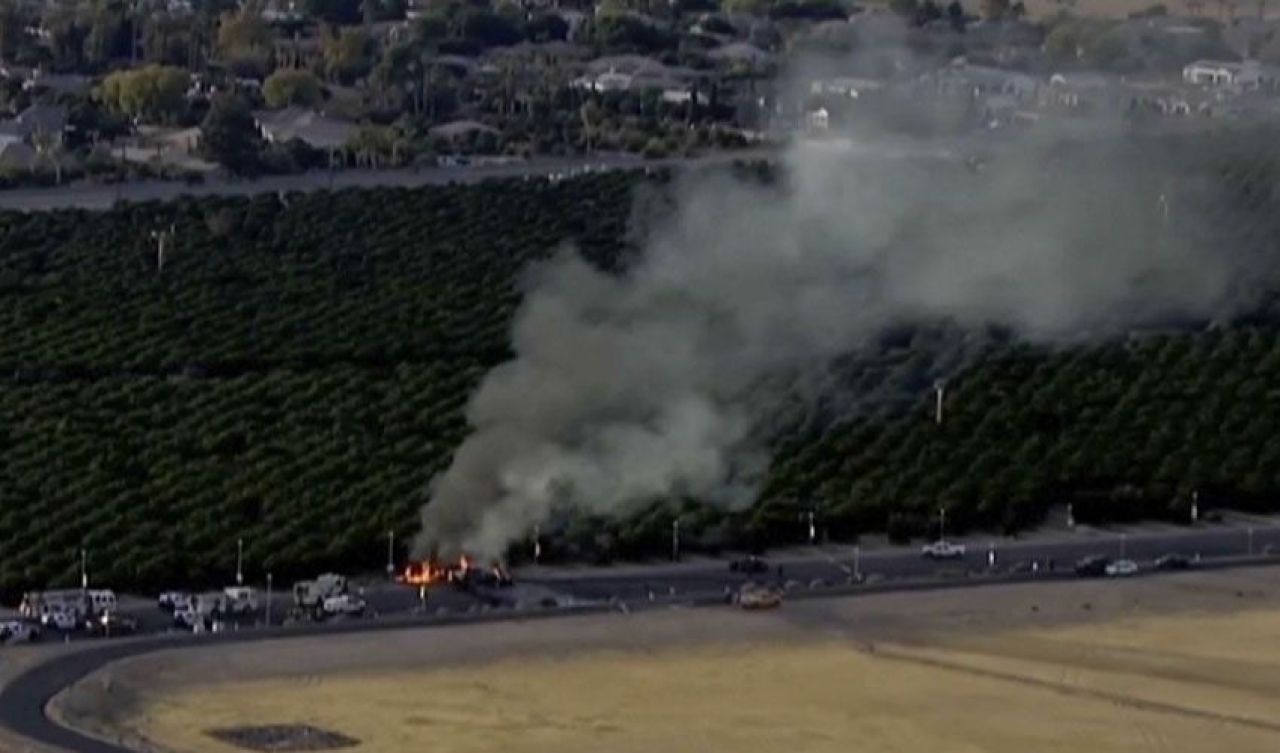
[414,111,1274,559]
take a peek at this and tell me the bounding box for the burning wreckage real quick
[398,556,514,593]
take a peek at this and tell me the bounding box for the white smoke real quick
[415,85,1258,559]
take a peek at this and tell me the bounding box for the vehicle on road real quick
[222,587,259,615]
[1154,553,1191,571]
[293,574,348,609]
[737,583,783,610]
[322,594,367,617]
[1105,559,1139,577]
[0,621,39,644]
[86,589,117,616]
[729,556,769,574]
[39,602,81,631]
[1074,555,1111,577]
[157,591,190,611]
[453,564,514,591]
[20,590,86,621]
[921,541,967,559]
[83,612,138,637]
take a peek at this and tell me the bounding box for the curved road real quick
[5,521,1280,753]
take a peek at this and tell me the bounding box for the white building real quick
[1183,59,1280,90]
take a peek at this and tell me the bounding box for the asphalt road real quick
[0,150,776,212]
[5,522,1280,753]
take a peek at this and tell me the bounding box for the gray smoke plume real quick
[415,94,1264,560]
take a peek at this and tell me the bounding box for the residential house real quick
[809,76,886,99]
[1044,72,1125,110]
[707,41,771,70]
[429,120,499,141]
[919,60,1038,102]
[22,71,90,97]
[254,108,357,163]
[1183,59,1280,90]
[0,104,68,146]
[0,135,36,171]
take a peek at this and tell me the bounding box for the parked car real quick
[40,602,81,631]
[84,612,138,637]
[322,594,367,617]
[1105,559,1139,577]
[0,620,40,644]
[157,591,190,611]
[1154,553,1191,571]
[222,586,259,615]
[737,583,783,610]
[921,541,966,559]
[729,556,769,574]
[1074,555,1111,577]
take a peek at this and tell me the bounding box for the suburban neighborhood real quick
[0,0,1272,184]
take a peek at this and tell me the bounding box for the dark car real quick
[729,556,769,574]
[453,566,514,591]
[1074,555,1111,577]
[84,612,138,637]
[1154,553,1191,571]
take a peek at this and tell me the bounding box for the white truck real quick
[321,593,367,617]
[222,586,259,615]
[921,541,967,560]
[293,574,348,610]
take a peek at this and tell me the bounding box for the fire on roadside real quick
[398,555,511,587]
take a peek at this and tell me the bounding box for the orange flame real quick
[398,556,489,587]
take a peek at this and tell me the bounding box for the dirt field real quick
[54,567,1280,753]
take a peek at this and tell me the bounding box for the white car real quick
[0,620,39,644]
[41,604,79,631]
[322,594,367,617]
[1105,559,1139,577]
[921,541,967,559]
[157,591,190,611]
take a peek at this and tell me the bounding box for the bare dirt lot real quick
[53,566,1280,753]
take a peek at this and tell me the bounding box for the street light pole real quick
[672,518,681,562]
[80,548,87,591]
[934,380,946,425]
[236,537,244,586]
[386,530,395,577]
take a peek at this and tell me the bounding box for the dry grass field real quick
[52,568,1280,753]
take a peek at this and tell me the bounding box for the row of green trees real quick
[3,137,1280,598]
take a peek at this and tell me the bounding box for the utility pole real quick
[80,548,88,591]
[386,530,395,577]
[236,537,244,586]
[151,224,173,272]
[672,518,681,562]
[934,380,946,425]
